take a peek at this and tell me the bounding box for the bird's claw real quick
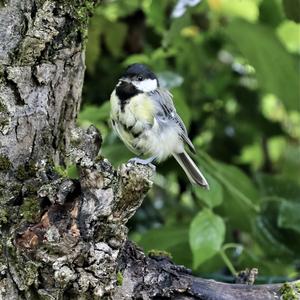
[128,157,156,170]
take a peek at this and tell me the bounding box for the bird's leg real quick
[128,156,156,169]
[128,156,155,164]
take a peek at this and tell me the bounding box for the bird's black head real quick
[115,64,159,106]
[118,64,159,93]
[123,64,158,81]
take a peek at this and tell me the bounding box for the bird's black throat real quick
[116,82,141,112]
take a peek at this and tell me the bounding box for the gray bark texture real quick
[0,1,298,299]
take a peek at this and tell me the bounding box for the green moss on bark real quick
[0,100,7,113]
[75,1,94,21]
[0,183,7,225]
[0,208,8,225]
[16,162,37,181]
[0,119,9,131]
[116,271,123,286]
[5,240,40,290]
[148,249,173,259]
[16,0,98,65]
[0,181,24,227]
[0,155,11,172]
[280,282,300,300]
[63,0,97,39]
[25,183,38,195]
[20,197,40,223]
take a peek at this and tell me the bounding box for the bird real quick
[109,63,209,189]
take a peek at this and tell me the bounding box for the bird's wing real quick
[111,119,140,155]
[148,89,196,154]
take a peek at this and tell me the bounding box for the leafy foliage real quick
[80,0,300,282]
[226,20,299,110]
[190,209,225,268]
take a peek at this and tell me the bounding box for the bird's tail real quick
[173,151,209,189]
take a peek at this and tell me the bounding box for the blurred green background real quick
[79,0,300,283]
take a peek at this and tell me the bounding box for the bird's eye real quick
[137,75,143,81]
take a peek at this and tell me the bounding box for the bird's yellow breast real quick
[110,90,155,124]
[127,93,155,123]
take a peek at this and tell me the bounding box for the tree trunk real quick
[0,1,297,299]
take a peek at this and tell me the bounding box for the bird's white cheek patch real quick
[134,79,157,92]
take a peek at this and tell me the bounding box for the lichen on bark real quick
[1,112,154,299]
[0,0,93,172]
[0,1,106,298]
[0,155,11,171]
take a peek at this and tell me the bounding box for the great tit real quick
[110,64,209,189]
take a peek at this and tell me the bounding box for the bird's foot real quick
[128,157,156,170]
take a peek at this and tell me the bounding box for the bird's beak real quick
[119,78,131,84]
[117,78,134,93]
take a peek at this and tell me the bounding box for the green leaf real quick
[164,13,191,46]
[254,214,294,257]
[237,142,264,170]
[123,54,151,66]
[197,152,259,230]
[101,140,133,166]
[278,201,300,233]
[78,102,110,125]
[167,241,193,268]
[216,162,260,229]
[99,0,140,21]
[104,22,127,57]
[138,226,192,267]
[145,0,168,34]
[259,0,284,27]
[194,174,223,208]
[172,88,191,128]
[254,197,300,258]
[282,0,300,23]
[256,174,300,201]
[139,226,189,252]
[212,0,259,22]
[86,17,102,74]
[189,209,225,268]
[277,21,300,53]
[212,161,259,208]
[226,20,299,110]
[281,144,300,182]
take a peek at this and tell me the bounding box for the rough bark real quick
[115,241,288,300]
[0,1,298,300]
[0,0,90,167]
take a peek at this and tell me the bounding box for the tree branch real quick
[115,241,296,300]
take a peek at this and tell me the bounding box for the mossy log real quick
[0,1,298,299]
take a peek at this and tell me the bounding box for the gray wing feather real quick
[148,89,196,154]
